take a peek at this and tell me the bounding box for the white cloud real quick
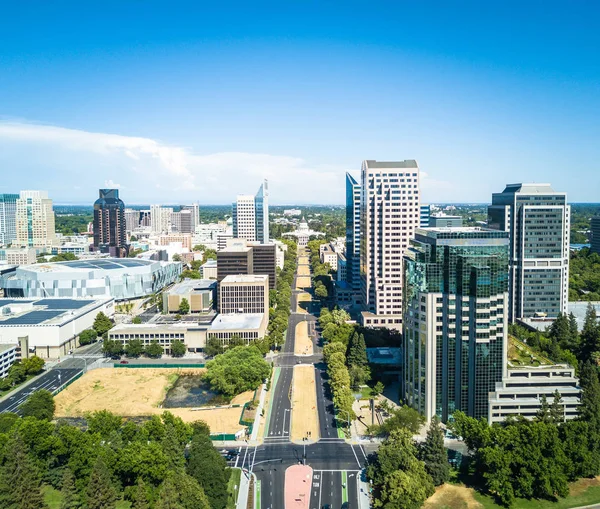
[0,121,347,203]
[104,179,121,188]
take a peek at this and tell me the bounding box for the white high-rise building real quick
[0,194,18,247]
[360,160,420,330]
[488,183,570,321]
[150,205,173,234]
[15,190,56,248]
[232,180,269,243]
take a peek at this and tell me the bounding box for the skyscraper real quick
[93,189,127,257]
[345,172,361,295]
[402,227,510,422]
[15,190,56,248]
[232,180,269,243]
[360,160,421,330]
[0,194,18,246]
[591,214,600,255]
[488,184,570,321]
[150,205,173,233]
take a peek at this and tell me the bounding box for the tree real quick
[86,457,117,509]
[370,406,425,436]
[580,361,600,423]
[60,468,81,509]
[21,356,45,375]
[580,303,600,362]
[367,428,434,509]
[204,338,224,357]
[180,269,201,280]
[420,417,450,486]
[20,389,55,420]
[50,252,78,262]
[6,363,26,386]
[87,410,123,438]
[172,254,182,262]
[93,312,113,336]
[155,474,182,509]
[0,432,48,509]
[175,473,211,509]
[132,316,142,324]
[179,298,190,315]
[536,394,550,423]
[314,281,328,299]
[170,340,186,358]
[550,389,565,424]
[347,332,369,368]
[187,433,230,509]
[323,341,346,363]
[145,341,163,359]
[103,339,124,358]
[204,346,271,397]
[131,478,149,509]
[372,381,385,398]
[125,339,145,358]
[79,329,98,346]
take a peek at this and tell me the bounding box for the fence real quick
[113,363,205,368]
[52,371,84,396]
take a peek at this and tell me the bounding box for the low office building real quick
[201,259,218,279]
[429,214,463,228]
[108,322,208,354]
[337,253,347,282]
[0,258,181,300]
[0,297,114,358]
[219,275,269,314]
[163,279,216,314]
[488,365,581,423]
[206,313,268,345]
[0,247,37,266]
[0,344,18,378]
[320,245,338,271]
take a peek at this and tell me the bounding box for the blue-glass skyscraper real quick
[0,194,18,246]
[345,172,361,295]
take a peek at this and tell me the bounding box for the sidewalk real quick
[236,469,256,509]
[357,471,371,509]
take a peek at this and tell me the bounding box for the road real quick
[253,248,370,509]
[0,340,106,415]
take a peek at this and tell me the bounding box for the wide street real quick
[0,341,105,414]
[246,249,372,509]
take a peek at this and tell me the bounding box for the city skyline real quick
[1,3,600,204]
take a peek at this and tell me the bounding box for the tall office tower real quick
[232,180,269,243]
[150,205,173,233]
[254,180,269,243]
[0,194,18,246]
[359,160,421,330]
[403,227,510,422]
[488,184,570,321]
[171,209,193,233]
[93,189,127,257]
[591,214,600,255]
[124,208,140,233]
[345,172,361,294]
[15,190,56,248]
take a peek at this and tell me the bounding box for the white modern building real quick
[15,191,57,249]
[0,297,114,358]
[488,366,581,423]
[150,205,173,234]
[232,180,269,243]
[0,247,37,266]
[360,160,421,330]
[0,194,18,247]
[488,183,570,321]
[320,244,338,270]
[0,258,182,300]
[0,343,18,378]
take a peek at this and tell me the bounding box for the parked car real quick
[119,360,129,364]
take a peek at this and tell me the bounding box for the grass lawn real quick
[358,385,373,400]
[227,467,242,509]
[43,485,131,509]
[426,477,600,509]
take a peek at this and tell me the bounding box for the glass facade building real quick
[345,172,361,294]
[402,227,509,422]
[488,183,570,320]
[93,189,127,257]
[591,215,600,255]
[0,194,18,247]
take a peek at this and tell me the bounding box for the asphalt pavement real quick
[0,368,82,414]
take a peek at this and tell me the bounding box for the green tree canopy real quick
[179,298,190,315]
[186,433,229,509]
[79,328,98,346]
[86,456,117,509]
[170,340,187,358]
[145,341,163,359]
[20,389,55,421]
[93,312,114,336]
[204,346,270,397]
[420,417,450,486]
[125,339,145,358]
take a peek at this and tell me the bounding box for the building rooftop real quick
[209,313,265,331]
[221,274,268,284]
[501,183,559,194]
[0,298,113,326]
[202,259,218,267]
[167,279,216,295]
[364,160,418,169]
[367,347,402,365]
[20,258,156,273]
[0,343,17,353]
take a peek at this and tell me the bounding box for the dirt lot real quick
[290,365,319,442]
[54,368,252,434]
[294,321,313,355]
[295,276,312,290]
[297,264,311,276]
[423,484,482,509]
[296,292,311,313]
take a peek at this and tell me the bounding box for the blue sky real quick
[0,1,599,204]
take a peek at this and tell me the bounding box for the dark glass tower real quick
[93,189,127,257]
[403,227,510,422]
[345,172,361,295]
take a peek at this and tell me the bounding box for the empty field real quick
[297,264,311,276]
[290,365,319,442]
[294,321,313,355]
[54,368,252,433]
